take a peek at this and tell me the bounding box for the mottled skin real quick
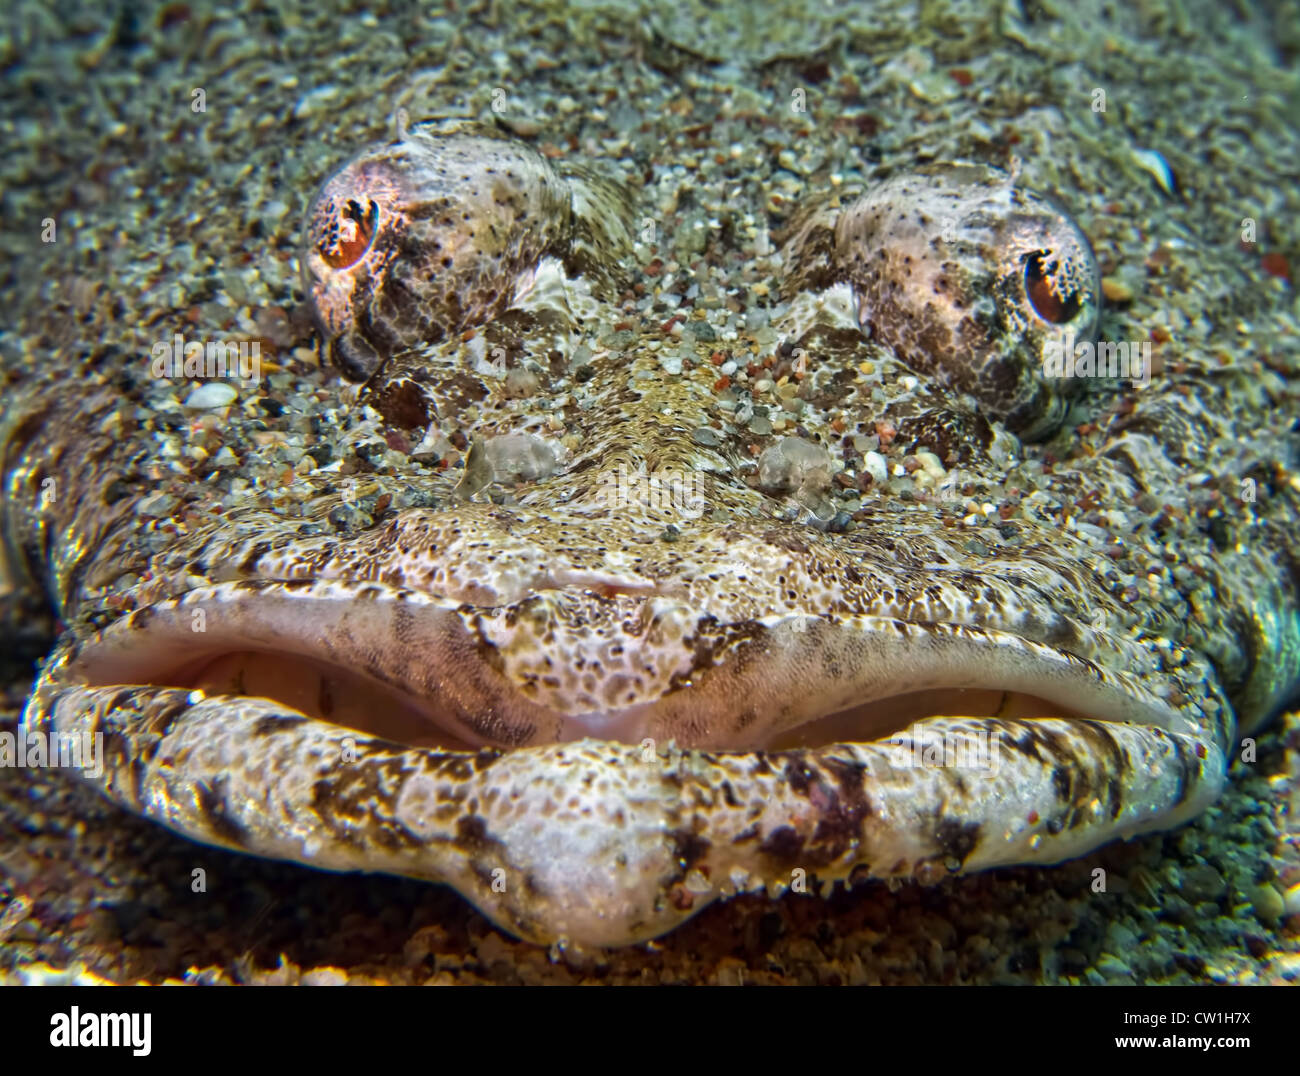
[3,120,1298,948]
[304,120,634,381]
[781,163,1101,438]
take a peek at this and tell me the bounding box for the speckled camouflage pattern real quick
[303,120,634,380]
[780,163,1101,438]
[4,56,1299,948]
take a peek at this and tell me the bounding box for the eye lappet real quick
[781,163,1102,439]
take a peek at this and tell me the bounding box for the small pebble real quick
[183,382,238,409]
[1101,277,1134,303]
[862,450,888,486]
[1180,863,1226,903]
[1249,882,1285,924]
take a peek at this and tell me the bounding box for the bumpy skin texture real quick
[5,127,1299,948]
[303,122,632,380]
[781,164,1101,438]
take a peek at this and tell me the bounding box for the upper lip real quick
[63,573,1199,753]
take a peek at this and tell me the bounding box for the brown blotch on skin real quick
[238,541,272,575]
[669,829,711,872]
[252,713,309,737]
[369,377,434,430]
[783,755,816,797]
[759,824,806,862]
[142,697,192,738]
[195,776,248,846]
[454,814,500,853]
[935,817,981,867]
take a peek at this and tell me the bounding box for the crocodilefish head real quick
[23,118,1298,949]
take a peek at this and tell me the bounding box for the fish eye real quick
[301,126,633,382]
[778,163,1101,439]
[1023,248,1082,324]
[319,198,379,270]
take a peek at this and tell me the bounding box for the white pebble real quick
[862,450,888,485]
[183,382,237,409]
[915,450,946,478]
[1132,147,1177,197]
[292,84,340,119]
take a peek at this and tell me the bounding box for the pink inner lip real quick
[64,579,1196,754]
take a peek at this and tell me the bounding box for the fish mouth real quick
[62,578,1198,754]
[40,577,1224,947]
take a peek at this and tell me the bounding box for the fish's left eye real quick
[318,198,379,270]
[779,163,1102,440]
[1022,249,1084,324]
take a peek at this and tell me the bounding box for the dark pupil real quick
[344,199,373,230]
[320,199,378,269]
[1024,249,1081,324]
